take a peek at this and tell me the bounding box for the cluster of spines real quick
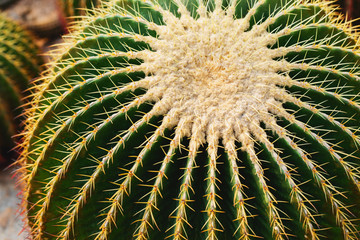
[18,0,360,239]
[0,14,42,166]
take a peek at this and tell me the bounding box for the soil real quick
[0,168,27,240]
[2,0,65,37]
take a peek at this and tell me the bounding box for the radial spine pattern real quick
[21,0,360,239]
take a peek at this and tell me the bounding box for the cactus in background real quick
[20,0,360,239]
[59,0,102,18]
[0,14,42,167]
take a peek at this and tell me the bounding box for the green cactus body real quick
[21,0,360,239]
[0,14,42,165]
[59,0,102,18]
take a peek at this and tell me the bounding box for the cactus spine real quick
[59,0,102,18]
[20,0,360,239]
[0,14,42,166]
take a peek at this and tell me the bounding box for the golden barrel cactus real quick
[20,0,360,239]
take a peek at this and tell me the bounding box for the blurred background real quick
[0,1,65,239]
[0,0,359,239]
[342,0,360,25]
[1,1,64,239]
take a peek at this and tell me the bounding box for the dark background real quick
[339,0,360,26]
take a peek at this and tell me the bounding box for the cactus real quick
[0,14,42,166]
[59,0,103,18]
[20,0,360,239]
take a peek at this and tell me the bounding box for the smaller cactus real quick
[0,14,42,167]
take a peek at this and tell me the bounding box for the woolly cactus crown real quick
[21,0,360,239]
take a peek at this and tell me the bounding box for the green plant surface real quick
[0,14,42,166]
[59,0,103,18]
[20,0,360,239]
